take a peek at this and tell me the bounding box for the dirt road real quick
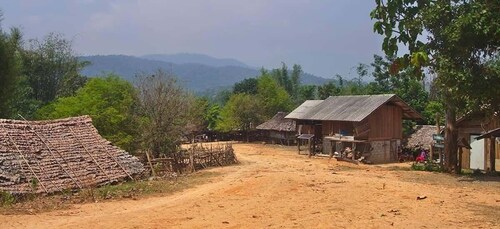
[1,143,499,228]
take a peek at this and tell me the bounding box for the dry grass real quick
[0,171,220,215]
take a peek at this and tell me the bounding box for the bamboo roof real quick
[0,116,144,194]
[256,112,296,132]
[286,94,422,121]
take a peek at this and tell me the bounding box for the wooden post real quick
[430,145,434,161]
[146,150,156,177]
[490,137,496,172]
[190,146,195,172]
[458,147,463,173]
[298,139,301,154]
[308,138,312,158]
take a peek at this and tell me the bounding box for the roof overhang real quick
[476,127,500,140]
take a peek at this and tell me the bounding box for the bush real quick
[0,191,16,207]
[411,162,442,172]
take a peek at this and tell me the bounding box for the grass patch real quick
[385,166,412,171]
[411,162,443,172]
[0,171,220,215]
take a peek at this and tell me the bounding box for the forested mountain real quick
[141,53,250,68]
[79,55,328,92]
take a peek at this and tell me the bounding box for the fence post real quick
[190,146,196,172]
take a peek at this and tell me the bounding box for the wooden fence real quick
[147,143,238,176]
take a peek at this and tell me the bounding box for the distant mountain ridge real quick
[79,54,329,92]
[142,53,250,68]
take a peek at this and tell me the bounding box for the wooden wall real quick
[308,104,403,141]
[297,124,315,135]
[322,121,354,137]
[367,104,403,140]
[457,115,500,170]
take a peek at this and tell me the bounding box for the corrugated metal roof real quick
[284,100,323,119]
[287,94,422,122]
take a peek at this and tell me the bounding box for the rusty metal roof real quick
[286,94,422,122]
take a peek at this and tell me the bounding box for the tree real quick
[355,63,369,87]
[21,32,88,104]
[36,75,139,152]
[257,74,293,119]
[298,85,317,102]
[290,64,302,102]
[317,81,340,99]
[136,70,193,158]
[216,93,261,133]
[205,104,221,131]
[371,0,500,172]
[0,14,23,118]
[233,78,258,95]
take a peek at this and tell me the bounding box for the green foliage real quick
[371,0,500,114]
[298,85,317,102]
[424,100,445,126]
[257,74,293,119]
[205,104,221,131]
[233,78,258,95]
[36,75,139,152]
[216,93,261,132]
[0,22,23,118]
[269,63,302,102]
[0,191,15,207]
[21,32,88,104]
[411,162,442,172]
[317,81,340,99]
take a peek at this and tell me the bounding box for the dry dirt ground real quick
[1,143,499,229]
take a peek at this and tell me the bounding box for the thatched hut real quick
[0,116,144,194]
[256,112,296,145]
[406,125,442,150]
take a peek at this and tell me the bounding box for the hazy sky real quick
[1,0,385,78]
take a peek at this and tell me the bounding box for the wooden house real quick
[456,114,500,171]
[286,94,422,163]
[256,112,296,145]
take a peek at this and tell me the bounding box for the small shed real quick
[0,116,144,194]
[286,94,423,163]
[256,112,296,145]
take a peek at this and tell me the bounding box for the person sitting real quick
[415,150,426,163]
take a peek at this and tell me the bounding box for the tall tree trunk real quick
[444,99,459,173]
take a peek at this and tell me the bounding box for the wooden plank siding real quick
[457,115,500,170]
[322,121,354,137]
[367,104,403,140]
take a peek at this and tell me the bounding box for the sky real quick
[1,0,385,79]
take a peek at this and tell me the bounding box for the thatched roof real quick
[0,116,144,194]
[406,125,442,149]
[256,112,295,132]
[286,94,422,121]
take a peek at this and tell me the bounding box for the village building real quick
[456,114,500,171]
[286,94,422,163]
[256,112,296,145]
[406,125,442,150]
[0,116,144,194]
